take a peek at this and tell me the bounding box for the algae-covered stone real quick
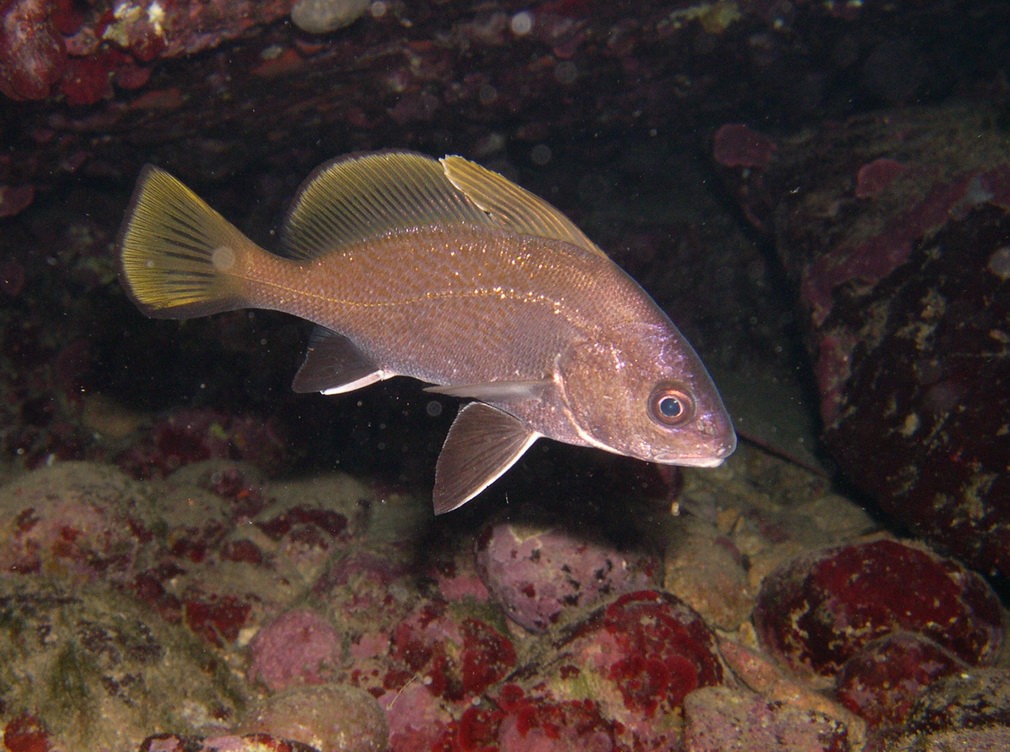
[0,577,247,750]
[0,461,161,582]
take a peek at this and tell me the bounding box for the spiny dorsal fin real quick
[440,155,609,259]
[281,151,494,259]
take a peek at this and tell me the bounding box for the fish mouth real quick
[654,434,737,466]
[655,454,727,468]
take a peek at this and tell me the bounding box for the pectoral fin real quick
[292,327,389,394]
[433,403,539,515]
[424,379,552,402]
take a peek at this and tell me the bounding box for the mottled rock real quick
[753,539,1005,678]
[248,609,343,692]
[239,684,388,752]
[883,669,1010,752]
[0,461,159,581]
[753,103,1010,577]
[684,686,853,752]
[475,512,658,632]
[531,590,723,749]
[0,577,246,750]
[835,632,969,728]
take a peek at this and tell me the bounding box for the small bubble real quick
[553,61,578,84]
[370,0,387,18]
[478,84,497,105]
[988,246,1010,280]
[426,400,443,417]
[510,10,533,36]
[531,143,552,166]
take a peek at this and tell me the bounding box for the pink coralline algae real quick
[389,601,517,702]
[753,539,1005,679]
[474,515,659,632]
[248,609,343,692]
[511,589,724,749]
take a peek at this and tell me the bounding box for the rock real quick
[752,103,1010,577]
[683,686,853,752]
[663,516,752,631]
[753,539,1004,677]
[290,0,371,34]
[0,577,247,750]
[475,511,658,632]
[239,683,388,752]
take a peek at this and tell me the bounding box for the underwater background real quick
[1,0,1009,750]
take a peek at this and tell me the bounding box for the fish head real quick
[555,323,736,468]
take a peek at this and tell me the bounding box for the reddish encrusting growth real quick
[598,590,722,715]
[0,0,66,100]
[754,540,1005,677]
[3,713,51,752]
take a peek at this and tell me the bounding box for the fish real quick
[117,151,736,514]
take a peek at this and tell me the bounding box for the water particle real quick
[511,11,534,36]
[987,246,1010,280]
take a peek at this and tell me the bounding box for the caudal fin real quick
[118,165,253,319]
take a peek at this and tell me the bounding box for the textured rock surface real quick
[748,103,1010,577]
[0,577,247,751]
[753,539,1005,678]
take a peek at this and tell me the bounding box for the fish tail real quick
[118,165,257,318]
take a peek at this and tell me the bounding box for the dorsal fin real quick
[440,155,609,259]
[282,151,611,261]
[281,151,494,259]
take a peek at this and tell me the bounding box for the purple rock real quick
[475,514,658,632]
[248,609,343,692]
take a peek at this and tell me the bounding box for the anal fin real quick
[433,403,539,514]
[292,327,389,394]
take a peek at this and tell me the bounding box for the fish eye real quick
[648,383,694,427]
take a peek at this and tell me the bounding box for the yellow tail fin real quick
[118,165,253,318]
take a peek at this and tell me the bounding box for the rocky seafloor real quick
[0,445,1005,752]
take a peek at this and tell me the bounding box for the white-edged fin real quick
[291,327,389,394]
[424,379,552,402]
[433,403,539,515]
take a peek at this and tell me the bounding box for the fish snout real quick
[653,430,736,467]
